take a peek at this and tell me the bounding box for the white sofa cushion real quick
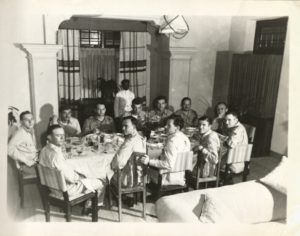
[156,180,286,224]
[199,193,239,223]
[260,156,287,194]
[208,181,286,223]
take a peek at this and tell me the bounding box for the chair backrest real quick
[242,123,256,144]
[172,151,194,172]
[227,144,253,164]
[37,164,67,192]
[118,152,147,188]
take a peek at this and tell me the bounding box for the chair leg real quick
[19,180,24,208]
[45,201,50,222]
[196,167,200,190]
[92,193,98,222]
[118,192,122,222]
[216,179,219,187]
[143,189,146,219]
[106,185,112,209]
[66,204,71,222]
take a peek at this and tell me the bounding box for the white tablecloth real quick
[66,146,115,180]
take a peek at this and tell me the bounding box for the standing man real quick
[114,79,135,132]
[148,96,173,128]
[50,106,81,137]
[174,97,198,127]
[8,111,39,176]
[141,115,191,186]
[82,102,115,135]
[39,125,106,207]
[114,79,135,117]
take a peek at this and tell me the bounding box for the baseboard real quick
[270,150,284,159]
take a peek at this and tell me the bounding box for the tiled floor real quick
[7,156,281,222]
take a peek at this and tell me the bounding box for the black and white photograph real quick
[1,0,300,236]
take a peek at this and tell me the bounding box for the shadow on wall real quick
[205,107,214,118]
[282,120,288,156]
[35,103,54,149]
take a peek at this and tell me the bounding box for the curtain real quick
[57,29,81,102]
[119,32,150,100]
[228,54,283,118]
[80,48,119,99]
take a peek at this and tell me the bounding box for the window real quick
[80,30,120,48]
[253,17,288,55]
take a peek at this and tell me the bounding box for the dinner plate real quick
[186,127,197,131]
[72,141,82,146]
[156,127,165,132]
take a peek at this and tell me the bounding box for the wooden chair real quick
[36,164,99,222]
[107,152,148,222]
[242,123,256,144]
[222,144,253,185]
[14,160,38,208]
[195,150,222,190]
[148,151,194,200]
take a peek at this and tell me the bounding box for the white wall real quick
[169,16,232,115]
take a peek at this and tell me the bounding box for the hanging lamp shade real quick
[159,15,189,39]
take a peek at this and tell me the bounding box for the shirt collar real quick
[47,142,63,153]
[199,129,212,138]
[21,125,34,134]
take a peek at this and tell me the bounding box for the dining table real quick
[64,133,124,181]
[63,127,200,181]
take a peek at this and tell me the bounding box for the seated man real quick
[129,97,151,139]
[130,97,148,126]
[109,116,147,187]
[211,102,228,135]
[192,116,220,178]
[148,96,173,129]
[39,125,106,207]
[8,111,39,176]
[82,102,115,135]
[221,111,248,173]
[141,114,191,186]
[174,97,198,127]
[50,106,81,137]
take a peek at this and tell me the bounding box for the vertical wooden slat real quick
[66,29,71,103]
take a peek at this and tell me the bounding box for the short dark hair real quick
[20,111,31,121]
[59,105,72,113]
[167,114,184,130]
[225,110,239,119]
[95,102,106,108]
[214,102,228,114]
[121,79,130,86]
[47,124,63,136]
[122,116,139,128]
[132,97,143,106]
[181,97,192,107]
[198,115,212,125]
[153,95,167,109]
